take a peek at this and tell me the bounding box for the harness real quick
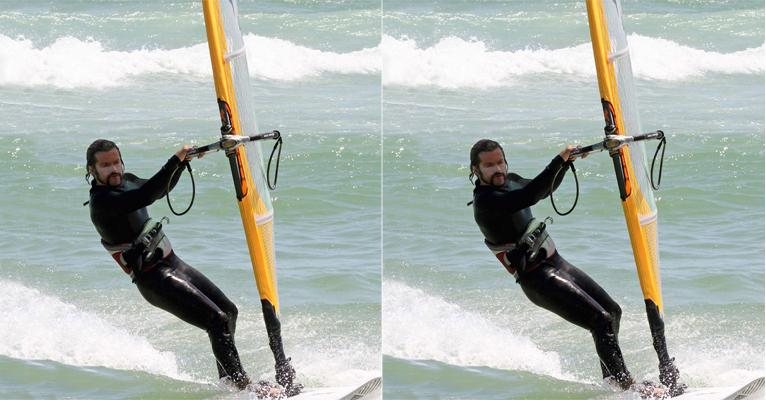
[484,217,555,279]
[102,217,172,280]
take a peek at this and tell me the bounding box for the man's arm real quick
[548,160,570,194]
[131,146,191,194]
[166,160,188,193]
[480,155,566,212]
[93,156,184,215]
[511,145,574,202]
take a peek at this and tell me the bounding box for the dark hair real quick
[85,139,123,183]
[469,139,506,183]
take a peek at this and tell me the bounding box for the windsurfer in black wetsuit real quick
[469,138,675,395]
[85,139,300,396]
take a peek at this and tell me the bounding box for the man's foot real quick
[221,373,283,399]
[276,358,304,397]
[220,372,252,391]
[631,380,670,399]
[247,380,284,399]
[659,358,687,397]
[605,372,635,391]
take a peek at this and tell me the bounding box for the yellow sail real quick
[201,0,293,377]
[202,0,278,312]
[585,1,682,380]
[586,0,662,313]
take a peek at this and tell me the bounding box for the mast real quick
[585,0,683,393]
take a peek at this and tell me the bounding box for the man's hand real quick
[175,145,204,162]
[559,144,588,162]
[559,145,576,161]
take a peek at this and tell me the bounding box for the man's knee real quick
[592,309,617,334]
[209,309,233,334]
[610,303,622,322]
[217,301,237,321]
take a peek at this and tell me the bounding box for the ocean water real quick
[1,1,763,399]
[381,1,764,399]
[0,1,380,399]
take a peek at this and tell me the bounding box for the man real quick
[85,139,298,396]
[469,138,660,394]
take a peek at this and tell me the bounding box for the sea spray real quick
[0,280,192,381]
[383,280,581,382]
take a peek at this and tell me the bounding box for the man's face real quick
[476,148,507,187]
[91,148,124,187]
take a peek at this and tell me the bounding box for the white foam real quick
[279,314,380,388]
[4,33,758,89]
[382,34,764,88]
[0,35,210,89]
[628,34,764,81]
[0,280,190,380]
[290,350,378,388]
[242,34,379,81]
[382,280,578,381]
[0,34,379,89]
[382,35,593,89]
[666,317,765,388]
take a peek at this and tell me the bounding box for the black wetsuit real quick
[89,156,250,387]
[472,155,633,387]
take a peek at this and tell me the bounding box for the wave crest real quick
[0,34,379,89]
[382,280,576,381]
[1,33,760,89]
[382,34,764,88]
[0,280,188,380]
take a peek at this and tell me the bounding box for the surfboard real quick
[672,377,764,400]
[290,377,382,400]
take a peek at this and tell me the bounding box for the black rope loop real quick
[266,134,282,190]
[550,162,579,216]
[650,134,666,190]
[166,162,195,216]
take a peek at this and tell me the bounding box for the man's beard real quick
[97,171,123,187]
[480,170,506,187]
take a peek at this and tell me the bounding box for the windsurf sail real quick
[201,0,289,366]
[585,0,679,380]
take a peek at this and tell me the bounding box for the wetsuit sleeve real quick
[94,156,183,215]
[166,160,188,192]
[132,160,186,191]
[549,160,569,194]
[481,155,566,212]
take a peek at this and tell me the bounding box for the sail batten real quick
[225,46,247,61]
[609,46,630,61]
